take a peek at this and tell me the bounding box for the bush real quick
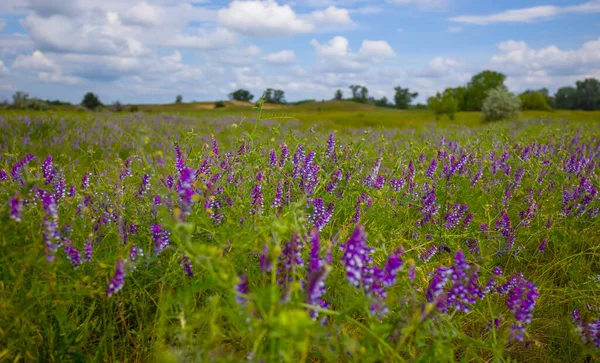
[214,101,226,108]
[27,98,50,111]
[482,87,521,122]
[176,95,183,104]
[112,101,125,112]
[81,92,103,110]
[129,105,140,113]
[519,92,552,111]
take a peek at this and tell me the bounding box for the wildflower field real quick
[1,111,599,362]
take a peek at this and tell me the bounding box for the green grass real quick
[0,110,599,362]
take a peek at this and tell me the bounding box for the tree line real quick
[4,73,599,112]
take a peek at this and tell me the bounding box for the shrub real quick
[519,92,552,111]
[81,92,103,110]
[215,101,226,108]
[176,95,183,104]
[129,105,140,113]
[482,87,521,122]
[112,101,125,112]
[27,98,50,111]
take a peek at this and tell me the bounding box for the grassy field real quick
[3,100,600,129]
[0,108,599,362]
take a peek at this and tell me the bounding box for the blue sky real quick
[0,0,599,104]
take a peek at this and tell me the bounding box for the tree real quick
[519,91,552,111]
[374,96,390,108]
[228,89,254,102]
[175,95,183,104]
[12,91,30,109]
[393,86,418,109]
[481,86,521,122]
[427,89,458,120]
[554,87,577,110]
[112,100,125,112]
[575,78,600,110]
[262,89,286,104]
[333,89,343,101]
[464,71,507,111]
[81,92,103,110]
[349,85,368,103]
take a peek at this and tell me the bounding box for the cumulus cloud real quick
[13,50,56,70]
[218,0,314,38]
[263,50,297,65]
[310,6,354,27]
[414,56,464,78]
[311,36,395,72]
[449,1,600,25]
[491,39,600,76]
[0,60,10,76]
[489,39,600,92]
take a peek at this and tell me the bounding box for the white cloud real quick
[13,50,56,70]
[449,2,600,25]
[218,0,314,38]
[164,28,237,50]
[38,71,81,85]
[490,39,600,92]
[311,36,395,72]
[310,6,354,26]
[358,40,396,59]
[263,50,297,65]
[122,2,164,26]
[491,39,600,76]
[416,56,463,77]
[311,36,350,57]
[0,60,10,76]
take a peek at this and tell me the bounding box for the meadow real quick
[0,105,599,362]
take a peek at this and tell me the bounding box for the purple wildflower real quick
[538,239,547,252]
[9,193,23,222]
[340,225,373,289]
[107,259,127,297]
[41,155,56,184]
[138,174,151,197]
[426,158,438,179]
[234,275,249,308]
[419,245,438,263]
[64,244,82,269]
[11,153,35,182]
[250,184,264,215]
[151,224,170,255]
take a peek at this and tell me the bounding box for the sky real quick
[0,0,599,104]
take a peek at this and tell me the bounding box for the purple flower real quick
[320,131,334,155]
[269,149,277,167]
[443,203,468,230]
[83,238,93,262]
[505,275,539,341]
[81,173,91,190]
[107,259,127,297]
[53,174,66,201]
[174,145,186,173]
[340,225,373,289]
[211,134,219,157]
[234,275,249,307]
[9,193,23,222]
[11,153,35,182]
[279,144,289,167]
[426,158,438,179]
[0,169,8,181]
[419,245,438,263]
[42,193,58,220]
[180,254,194,277]
[471,167,483,188]
[272,180,283,208]
[41,155,57,185]
[151,224,170,255]
[250,184,264,215]
[277,232,304,291]
[138,174,151,197]
[260,243,272,273]
[64,244,82,269]
[538,239,547,252]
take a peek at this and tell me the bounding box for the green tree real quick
[81,92,103,110]
[349,85,368,103]
[554,87,577,109]
[175,95,183,104]
[393,86,418,109]
[464,70,506,111]
[442,90,458,120]
[427,93,445,120]
[333,89,343,101]
[481,86,521,122]
[12,91,30,109]
[229,89,254,102]
[575,78,600,110]
[374,96,390,107]
[519,91,552,111]
[273,89,285,104]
